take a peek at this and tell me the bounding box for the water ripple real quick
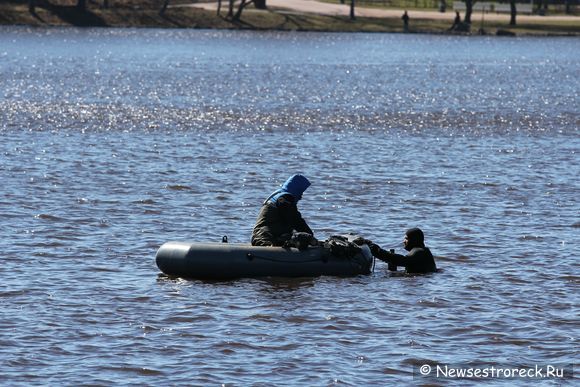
[0,27,578,386]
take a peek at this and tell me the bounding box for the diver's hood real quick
[267,174,311,203]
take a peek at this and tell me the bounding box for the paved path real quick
[180,0,579,23]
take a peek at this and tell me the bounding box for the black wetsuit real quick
[374,246,437,274]
[251,196,313,246]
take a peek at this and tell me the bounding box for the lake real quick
[0,27,578,385]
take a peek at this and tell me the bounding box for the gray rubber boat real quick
[155,240,373,279]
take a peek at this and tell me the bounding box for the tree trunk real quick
[350,0,355,20]
[160,0,170,15]
[464,0,473,24]
[233,0,254,21]
[103,0,109,9]
[77,0,86,12]
[217,0,222,15]
[254,0,267,9]
[509,0,516,25]
[29,0,35,13]
[228,0,234,19]
[233,0,247,20]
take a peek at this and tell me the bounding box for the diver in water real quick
[251,174,316,248]
[356,228,437,274]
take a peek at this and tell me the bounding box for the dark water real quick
[1,27,578,385]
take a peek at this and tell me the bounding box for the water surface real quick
[0,27,578,385]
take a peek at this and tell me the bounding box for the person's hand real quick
[353,237,373,246]
[368,243,382,257]
[284,232,318,250]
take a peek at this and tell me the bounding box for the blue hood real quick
[267,174,311,203]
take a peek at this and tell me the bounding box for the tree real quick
[160,0,170,15]
[228,0,235,19]
[509,0,516,25]
[233,0,251,20]
[254,0,267,9]
[29,0,35,13]
[350,0,355,20]
[232,0,267,21]
[77,0,86,12]
[464,0,474,24]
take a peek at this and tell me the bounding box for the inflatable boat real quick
[156,237,373,280]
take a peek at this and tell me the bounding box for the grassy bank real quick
[1,1,579,36]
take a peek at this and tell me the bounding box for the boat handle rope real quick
[246,253,327,264]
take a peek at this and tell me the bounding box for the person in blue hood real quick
[251,174,316,247]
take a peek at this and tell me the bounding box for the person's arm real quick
[385,248,437,273]
[377,249,425,267]
[354,242,400,271]
[281,203,313,236]
[366,246,402,264]
[353,238,382,256]
[292,209,313,236]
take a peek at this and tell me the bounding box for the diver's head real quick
[404,228,425,251]
[280,174,310,202]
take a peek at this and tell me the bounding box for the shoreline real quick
[1,2,579,36]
